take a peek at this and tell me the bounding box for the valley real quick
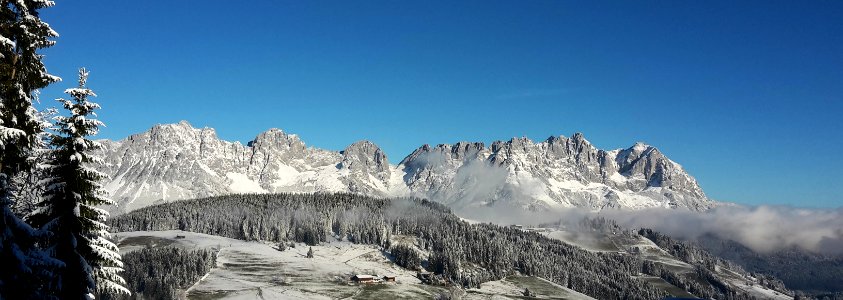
[534,226,791,299]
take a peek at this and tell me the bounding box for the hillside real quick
[109,193,780,299]
[115,230,594,299]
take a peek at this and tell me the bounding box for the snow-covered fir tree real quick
[29,68,129,299]
[0,0,61,298]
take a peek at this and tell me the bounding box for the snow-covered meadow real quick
[116,230,591,299]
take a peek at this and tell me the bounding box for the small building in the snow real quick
[382,275,396,282]
[351,275,377,284]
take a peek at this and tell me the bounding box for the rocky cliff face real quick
[399,134,710,211]
[96,121,399,213]
[95,121,713,213]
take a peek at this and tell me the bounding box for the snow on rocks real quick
[95,122,714,213]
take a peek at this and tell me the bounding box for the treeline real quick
[98,248,217,300]
[389,243,422,271]
[638,228,790,298]
[798,292,843,300]
[543,217,776,299]
[757,251,843,296]
[110,192,779,300]
[697,233,843,295]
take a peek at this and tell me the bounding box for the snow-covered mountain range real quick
[95,121,714,213]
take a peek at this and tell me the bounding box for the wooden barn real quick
[350,275,377,284]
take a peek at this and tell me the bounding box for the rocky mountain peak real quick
[94,123,714,213]
[616,142,663,174]
[545,135,562,143]
[148,120,194,137]
[632,141,650,150]
[400,144,431,165]
[342,140,381,153]
[249,128,302,147]
[508,136,535,149]
[130,121,215,154]
[569,132,592,148]
[340,140,389,173]
[451,142,485,160]
[400,142,481,165]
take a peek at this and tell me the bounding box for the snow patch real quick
[196,162,218,177]
[225,172,267,194]
[271,164,300,188]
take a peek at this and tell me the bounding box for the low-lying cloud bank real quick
[603,205,843,255]
[456,204,843,255]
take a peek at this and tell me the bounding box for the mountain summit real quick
[95,121,713,212]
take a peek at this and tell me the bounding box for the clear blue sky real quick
[38,1,842,207]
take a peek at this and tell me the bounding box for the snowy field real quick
[116,230,591,299]
[538,229,620,252]
[465,276,594,300]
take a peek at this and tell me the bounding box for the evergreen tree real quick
[30,68,129,299]
[97,247,217,300]
[0,0,61,297]
[306,247,314,258]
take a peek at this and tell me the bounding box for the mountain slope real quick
[696,233,843,293]
[95,121,713,212]
[109,193,777,299]
[400,133,710,211]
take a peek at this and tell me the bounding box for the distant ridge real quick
[94,121,714,212]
